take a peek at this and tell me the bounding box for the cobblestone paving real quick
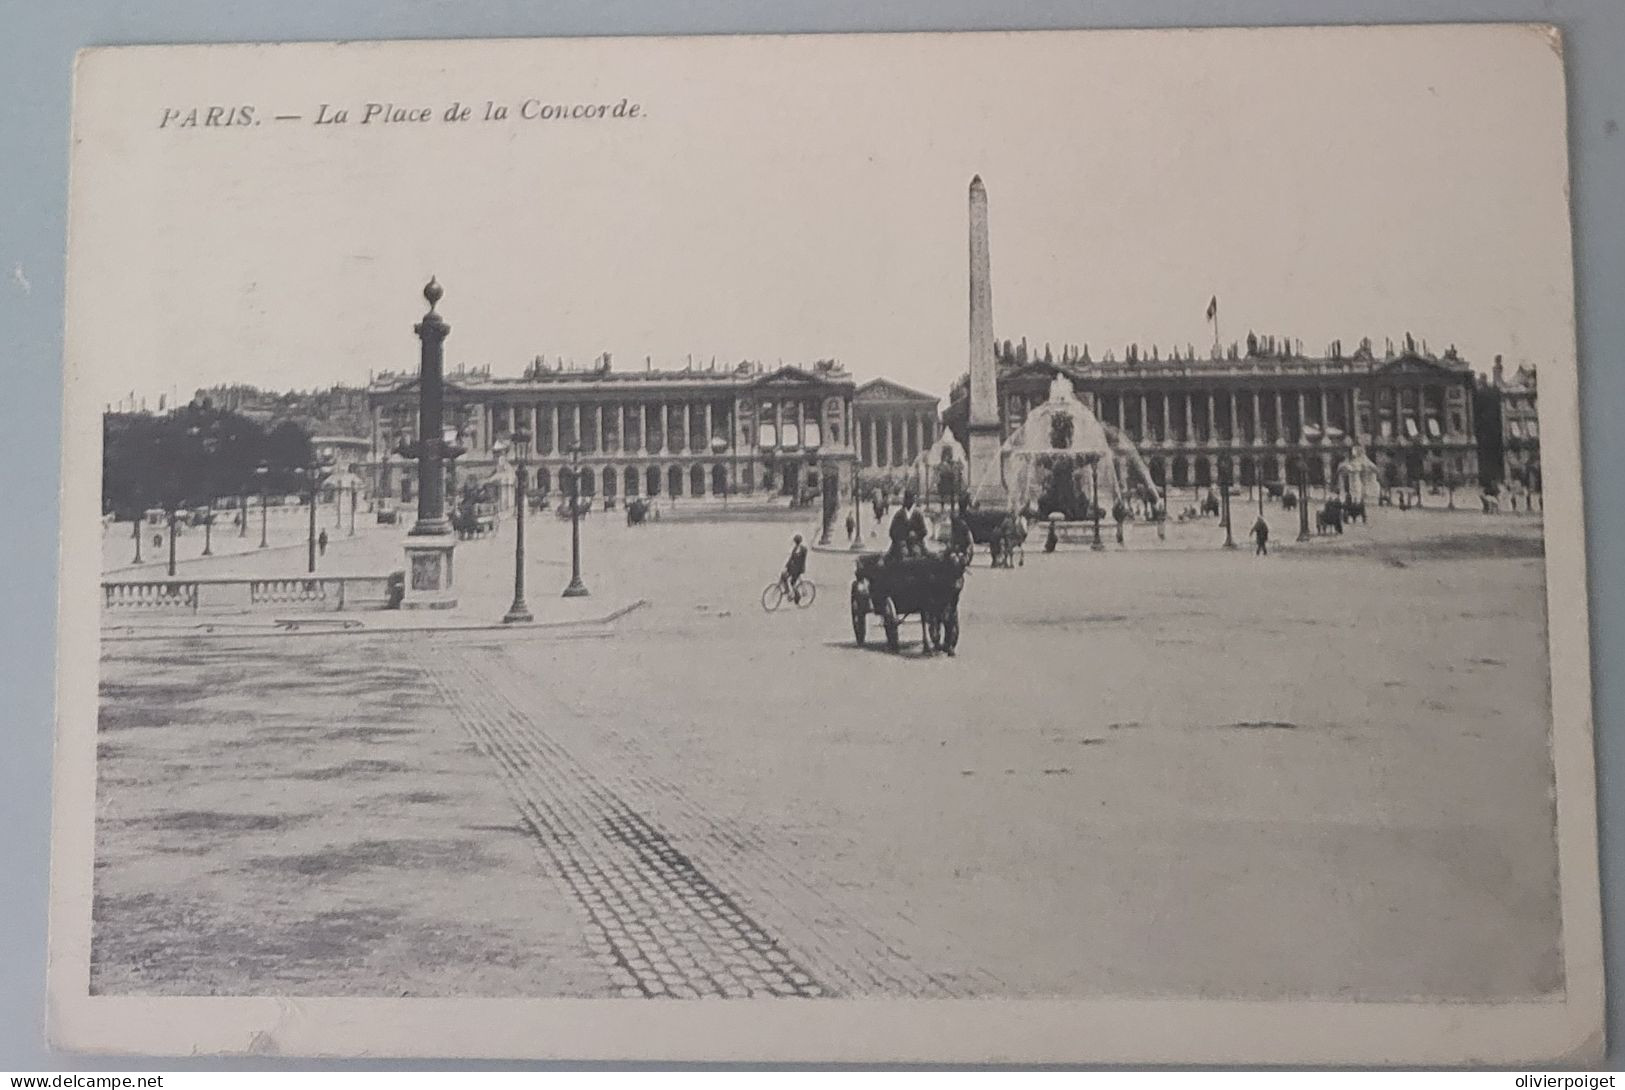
[419,641,991,998]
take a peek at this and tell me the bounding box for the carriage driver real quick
[887,490,931,562]
[780,534,809,604]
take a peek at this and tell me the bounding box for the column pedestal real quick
[967,423,1008,507]
[401,536,458,610]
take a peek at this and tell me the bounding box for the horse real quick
[1281,492,1298,511]
[1316,502,1344,535]
[1200,492,1221,517]
[1342,499,1367,524]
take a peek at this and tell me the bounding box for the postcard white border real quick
[46,25,1603,1065]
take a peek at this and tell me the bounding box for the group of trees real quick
[102,400,315,522]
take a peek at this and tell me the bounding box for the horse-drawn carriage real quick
[956,509,1026,569]
[850,550,966,655]
[556,496,593,519]
[452,502,497,539]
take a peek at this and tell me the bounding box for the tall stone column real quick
[881,415,892,466]
[965,175,1006,505]
[595,404,605,453]
[1274,392,1285,444]
[402,277,459,610]
[1252,391,1263,446]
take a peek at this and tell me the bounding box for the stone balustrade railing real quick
[102,573,401,614]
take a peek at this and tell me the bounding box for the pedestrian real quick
[845,513,856,541]
[1252,515,1269,556]
[1044,522,1059,553]
[318,528,329,556]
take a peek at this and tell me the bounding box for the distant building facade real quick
[942,333,1481,494]
[364,358,861,507]
[1475,356,1540,491]
[851,379,942,481]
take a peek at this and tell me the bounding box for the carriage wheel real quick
[850,586,867,645]
[942,602,960,654]
[881,597,900,651]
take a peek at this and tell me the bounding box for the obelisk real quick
[966,175,1007,506]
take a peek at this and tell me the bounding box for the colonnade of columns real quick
[857,410,938,467]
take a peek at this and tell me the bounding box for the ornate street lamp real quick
[296,456,336,573]
[1220,457,1236,549]
[710,434,729,510]
[256,461,270,548]
[562,442,590,598]
[131,516,143,565]
[1296,457,1312,542]
[502,430,534,623]
[349,480,358,535]
[849,461,866,552]
[1089,455,1105,551]
[186,424,218,557]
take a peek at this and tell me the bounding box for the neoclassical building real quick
[851,379,942,478]
[364,358,861,508]
[1476,356,1540,490]
[942,334,1481,494]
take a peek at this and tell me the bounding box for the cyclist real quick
[780,534,809,604]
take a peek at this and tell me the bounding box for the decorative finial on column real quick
[424,276,443,311]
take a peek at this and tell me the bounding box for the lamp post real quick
[256,462,269,548]
[298,456,335,573]
[131,517,143,564]
[349,482,358,535]
[562,442,590,598]
[166,507,179,577]
[1220,458,1236,548]
[1090,456,1105,551]
[711,434,729,510]
[238,487,249,538]
[502,431,534,623]
[1296,457,1312,542]
[850,461,865,552]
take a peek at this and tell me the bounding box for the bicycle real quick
[761,574,817,612]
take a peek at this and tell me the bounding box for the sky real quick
[64,24,1575,408]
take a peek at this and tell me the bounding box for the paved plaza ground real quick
[91,502,1562,1001]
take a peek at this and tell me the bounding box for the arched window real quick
[690,464,706,496]
[646,466,661,496]
[535,467,551,496]
[576,468,596,498]
[624,467,639,497]
[602,468,617,497]
[712,464,727,495]
[1194,456,1212,487]
[668,466,684,497]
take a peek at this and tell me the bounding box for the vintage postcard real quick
[50,25,1601,1064]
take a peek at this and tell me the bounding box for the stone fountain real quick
[994,373,1161,518]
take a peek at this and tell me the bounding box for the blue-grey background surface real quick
[2,0,1620,1070]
